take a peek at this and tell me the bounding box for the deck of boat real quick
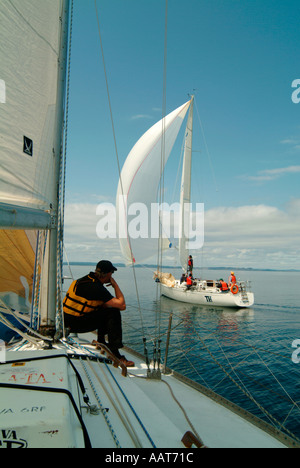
[74,337,296,448]
[1,332,298,449]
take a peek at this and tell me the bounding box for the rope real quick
[30,231,41,330]
[160,378,205,446]
[65,337,156,447]
[31,231,48,331]
[87,358,144,448]
[123,302,300,443]
[103,358,157,448]
[79,357,122,448]
[0,308,43,348]
[194,98,218,194]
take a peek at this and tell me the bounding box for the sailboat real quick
[0,0,296,449]
[117,96,254,308]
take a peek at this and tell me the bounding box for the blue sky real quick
[64,0,300,270]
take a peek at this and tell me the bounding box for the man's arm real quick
[104,277,126,310]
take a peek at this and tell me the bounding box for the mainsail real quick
[0,0,70,335]
[116,100,191,265]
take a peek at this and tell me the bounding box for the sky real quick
[64,0,300,271]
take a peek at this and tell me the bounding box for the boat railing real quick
[238,280,252,292]
[173,278,252,294]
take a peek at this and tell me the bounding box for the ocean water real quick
[64,265,300,442]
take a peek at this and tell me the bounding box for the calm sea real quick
[64,265,300,442]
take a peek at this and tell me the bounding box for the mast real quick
[179,96,194,271]
[42,0,70,330]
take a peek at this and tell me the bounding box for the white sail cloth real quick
[0,0,64,212]
[0,0,68,332]
[116,100,191,265]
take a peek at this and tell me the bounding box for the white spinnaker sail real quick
[0,0,65,221]
[179,97,194,270]
[116,100,191,265]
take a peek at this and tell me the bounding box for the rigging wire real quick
[59,0,74,283]
[121,300,300,442]
[93,0,149,368]
[0,303,48,348]
[86,7,299,442]
[56,0,74,338]
[168,310,300,441]
[194,98,218,194]
[154,0,169,371]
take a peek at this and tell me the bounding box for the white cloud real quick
[130,114,152,121]
[64,202,120,264]
[245,165,300,182]
[280,138,299,145]
[198,202,300,269]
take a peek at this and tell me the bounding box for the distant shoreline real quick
[63,262,300,273]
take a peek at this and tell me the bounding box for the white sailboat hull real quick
[160,283,254,308]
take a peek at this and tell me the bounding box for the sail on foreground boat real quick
[117,97,254,308]
[0,230,35,341]
[0,0,297,449]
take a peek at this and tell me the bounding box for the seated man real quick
[63,260,134,367]
[219,279,229,293]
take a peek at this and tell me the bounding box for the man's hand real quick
[104,277,126,311]
[107,277,117,288]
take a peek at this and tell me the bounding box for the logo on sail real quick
[0,79,5,103]
[23,136,33,157]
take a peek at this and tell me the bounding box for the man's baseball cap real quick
[96,260,118,273]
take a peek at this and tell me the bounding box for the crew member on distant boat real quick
[186,273,193,290]
[63,260,134,367]
[219,279,229,293]
[229,271,237,286]
[180,273,187,284]
[187,255,193,274]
